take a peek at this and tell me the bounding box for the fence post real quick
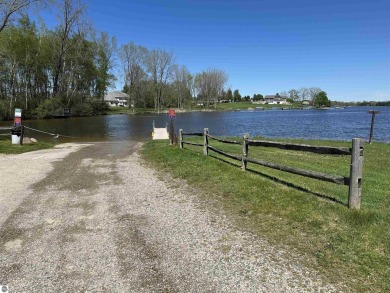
[348,138,364,209]
[179,129,183,148]
[242,133,249,170]
[20,125,24,145]
[203,128,209,155]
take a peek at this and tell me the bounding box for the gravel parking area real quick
[0,142,343,292]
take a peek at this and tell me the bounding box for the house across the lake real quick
[264,93,288,104]
[104,91,129,107]
[252,93,289,105]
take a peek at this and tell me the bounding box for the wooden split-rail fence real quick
[179,128,364,209]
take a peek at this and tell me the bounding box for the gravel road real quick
[0,142,344,292]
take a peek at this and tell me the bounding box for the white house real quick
[264,94,289,104]
[104,91,129,107]
[253,93,289,105]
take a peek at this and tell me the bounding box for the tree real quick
[233,89,241,102]
[252,94,263,101]
[308,87,322,102]
[120,41,148,108]
[194,69,227,108]
[313,91,330,108]
[95,32,117,99]
[171,64,191,108]
[288,89,299,101]
[146,48,175,110]
[51,0,87,98]
[226,88,233,102]
[0,0,42,33]
[299,87,310,101]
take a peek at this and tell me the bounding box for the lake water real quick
[1,106,389,143]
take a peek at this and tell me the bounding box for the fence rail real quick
[208,134,241,145]
[247,140,351,155]
[179,128,364,209]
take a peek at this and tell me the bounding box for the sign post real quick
[168,109,176,145]
[12,108,23,145]
[368,110,380,144]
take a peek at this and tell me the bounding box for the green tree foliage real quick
[233,89,241,102]
[226,88,233,102]
[0,11,116,118]
[252,94,263,101]
[313,91,331,108]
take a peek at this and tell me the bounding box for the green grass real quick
[0,138,56,154]
[141,137,390,292]
[106,102,305,114]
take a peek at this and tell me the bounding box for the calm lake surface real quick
[1,106,389,143]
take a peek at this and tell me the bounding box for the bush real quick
[90,99,109,114]
[33,98,63,119]
[71,102,93,116]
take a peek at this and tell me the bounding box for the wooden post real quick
[348,138,364,209]
[368,110,380,144]
[169,118,174,145]
[242,133,249,170]
[20,125,24,145]
[179,129,183,148]
[203,128,209,155]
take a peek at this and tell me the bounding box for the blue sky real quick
[42,0,390,101]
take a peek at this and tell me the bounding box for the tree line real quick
[0,1,342,120]
[0,0,119,119]
[119,42,228,110]
[0,0,232,119]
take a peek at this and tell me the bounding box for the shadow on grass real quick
[209,154,347,207]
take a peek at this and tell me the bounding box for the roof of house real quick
[264,95,288,100]
[104,91,129,102]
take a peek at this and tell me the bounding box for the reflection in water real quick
[0,106,389,142]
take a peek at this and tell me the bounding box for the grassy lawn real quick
[141,137,390,292]
[106,103,305,114]
[0,138,56,154]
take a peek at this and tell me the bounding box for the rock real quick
[22,137,32,144]
[30,138,38,143]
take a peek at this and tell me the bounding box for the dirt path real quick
[0,142,343,292]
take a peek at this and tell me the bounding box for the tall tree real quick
[0,0,42,33]
[233,89,241,102]
[226,88,233,102]
[313,91,330,108]
[194,69,227,108]
[51,0,86,98]
[146,48,174,110]
[288,89,299,101]
[119,41,148,109]
[95,32,117,99]
[171,64,191,109]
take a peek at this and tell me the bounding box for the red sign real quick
[168,109,176,118]
[14,117,22,126]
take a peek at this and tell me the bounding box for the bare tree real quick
[308,87,322,101]
[194,69,228,108]
[51,0,86,98]
[280,90,289,98]
[119,42,148,108]
[288,89,300,101]
[146,48,175,111]
[172,64,191,109]
[299,87,310,101]
[0,0,42,33]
